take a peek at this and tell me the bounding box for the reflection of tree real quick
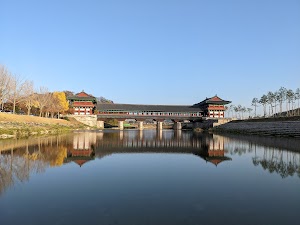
[252,148,300,179]
[0,136,70,195]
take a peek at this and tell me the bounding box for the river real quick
[0,130,299,225]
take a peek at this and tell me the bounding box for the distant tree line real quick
[225,87,300,119]
[0,64,68,117]
[97,96,114,104]
[225,104,253,119]
[0,64,115,117]
[252,87,300,117]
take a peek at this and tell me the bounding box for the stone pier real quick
[174,130,182,139]
[173,122,182,130]
[138,130,143,140]
[118,121,124,130]
[119,131,124,140]
[157,129,163,140]
[97,120,104,129]
[138,121,144,130]
[157,121,163,130]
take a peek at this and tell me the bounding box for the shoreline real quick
[212,119,300,138]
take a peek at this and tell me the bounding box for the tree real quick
[233,106,238,118]
[235,105,242,119]
[286,89,294,116]
[0,65,12,110]
[241,106,246,119]
[251,98,259,117]
[278,87,286,116]
[97,96,114,104]
[53,92,69,117]
[267,91,275,116]
[259,95,268,117]
[63,90,74,98]
[7,75,27,114]
[247,108,253,118]
[35,87,52,117]
[22,80,37,115]
[295,88,300,116]
[228,104,234,118]
[274,91,281,117]
[47,93,59,118]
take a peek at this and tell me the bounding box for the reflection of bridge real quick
[64,131,232,167]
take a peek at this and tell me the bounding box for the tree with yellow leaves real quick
[52,92,69,118]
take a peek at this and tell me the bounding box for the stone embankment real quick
[213,120,300,138]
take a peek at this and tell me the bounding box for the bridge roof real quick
[97,103,203,112]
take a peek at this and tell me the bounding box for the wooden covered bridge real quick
[67,91,231,130]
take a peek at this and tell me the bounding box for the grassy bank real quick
[0,113,87,139]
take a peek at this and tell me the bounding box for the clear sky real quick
[1,0,299,107]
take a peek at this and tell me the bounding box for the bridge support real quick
[138,121,144,130]
[119,131,124,140]
[157,121,163,130]
[138,130,143,140]
[173,122,182,130]
[157,129,163,140]
[97,120,104,129]
[174,130,182,139]
[118,121,124,130]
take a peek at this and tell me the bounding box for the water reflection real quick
[1,131,300,225]
[65,133,96,167]
[1,130,300,196]
[222,134,300,178]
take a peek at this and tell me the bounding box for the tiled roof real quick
[67,91,96,102]
[97,103,203,112]
[73,101,95,107]
[76,91,94,98]
[194,95,231,106]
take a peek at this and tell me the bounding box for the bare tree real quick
[22,80,36,115]
[7,75,27,114]
[35,87,52,117]
[46,93,62,118]
[0,65,12,110]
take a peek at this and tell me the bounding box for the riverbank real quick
[212,118,300,138]
[0,113,87,139]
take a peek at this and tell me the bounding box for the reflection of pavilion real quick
[195,134,231,166]
[65,132,97,167]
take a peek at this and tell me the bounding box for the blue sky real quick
[1,0,299,107]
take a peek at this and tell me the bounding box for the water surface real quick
[0,130,299,225]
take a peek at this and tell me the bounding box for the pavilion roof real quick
[67,91,97,102]
[76,91,95,98]
[64,156,95,167]
[204,156,232,166]
[97,103,203,112]
[194,95,231,106]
